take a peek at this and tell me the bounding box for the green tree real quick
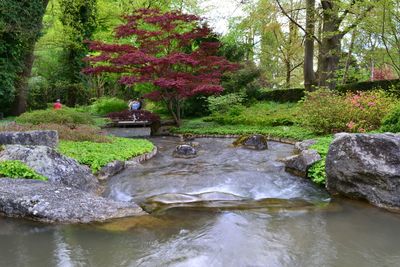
[0,0,49,115]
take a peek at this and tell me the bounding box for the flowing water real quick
[1,137,400,267]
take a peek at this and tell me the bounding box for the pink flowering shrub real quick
[299,89,395,134]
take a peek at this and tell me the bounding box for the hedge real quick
[336,79,400,94]
[256,88,305,102]
[256,79,400,103]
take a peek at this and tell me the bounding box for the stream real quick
[1,137,400,266]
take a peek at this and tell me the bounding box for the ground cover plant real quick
[0,160,47,181]
[307,136,334,185]
[58,137,154,172]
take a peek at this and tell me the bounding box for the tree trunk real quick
[11,0,49,116]
[317,0,342,90]
[342,30,357,84]
[304,0,315,91]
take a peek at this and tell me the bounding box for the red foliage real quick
[83,8,238,125]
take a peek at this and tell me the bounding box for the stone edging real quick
[169,133,297,145]
[126,146,158,166]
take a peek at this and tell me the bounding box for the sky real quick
[199,0,246,34]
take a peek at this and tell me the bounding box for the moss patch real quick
[0,160,47,181]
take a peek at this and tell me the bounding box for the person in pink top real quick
[53,99,62,110]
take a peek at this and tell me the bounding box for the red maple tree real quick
[83,8,238,125]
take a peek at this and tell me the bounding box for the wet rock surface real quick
[0,130,58,148]
[283,149,321,178]
[0,145,98,193]
[233,135,268,150]
[326,133,400,211]
[0,178,145,223]
[172,144,197,158]
[97,160,125,181]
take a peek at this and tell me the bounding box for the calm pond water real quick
[1,137,400,267]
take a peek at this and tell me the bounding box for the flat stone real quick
[104,127,151,137]
[0,178,145,223]
[326,133,400,211]
[0,130,58,148]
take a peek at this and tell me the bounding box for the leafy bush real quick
[299,89,395,134]
[0,123,111,143]
[381,105,400,133]
[91,97,128,116]
[107,110,160,124]
[0,160,47,181]
[59,137,154,172]
[256,88,305,102]
[16,108,95,125]
[207,92,246,114]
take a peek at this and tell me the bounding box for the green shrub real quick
[91,97,128,116]
[256,88,305,102]
[381,105,400,132]
[0,160,47,181]
[59,137,154,172]
[0,123,111,142]
[16,108,95,125]
[299,89,395,134]
[208,92,246,114]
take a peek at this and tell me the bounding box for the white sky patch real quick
[199,0,246,34]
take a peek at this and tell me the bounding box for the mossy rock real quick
[233,135,268,150]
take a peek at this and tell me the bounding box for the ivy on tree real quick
[84,8,237,125]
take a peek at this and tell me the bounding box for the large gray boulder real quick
[283,149,321,178]
[0,130,58,148]
[326,133,400,211]
[0,178,145,223]
[0,145,98,193]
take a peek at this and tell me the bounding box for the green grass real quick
[172,118,317,141]
[0,160,47,181]
[58,137,155,173]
